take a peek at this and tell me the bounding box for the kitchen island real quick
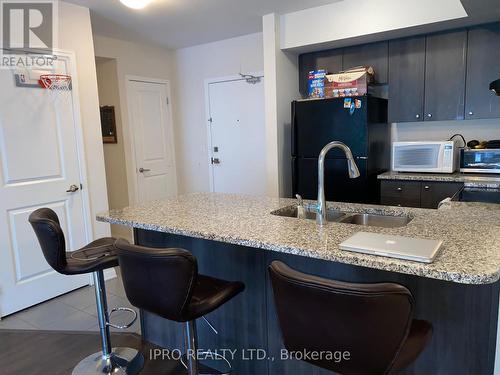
[98,193,500,374]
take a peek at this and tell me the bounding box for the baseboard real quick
[88,267,117,285]
[103,268,117,281]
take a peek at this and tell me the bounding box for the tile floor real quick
[0,275,141,334]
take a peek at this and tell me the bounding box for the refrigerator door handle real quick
[356,156,368,160]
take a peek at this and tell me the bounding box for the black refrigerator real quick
[292,96,389,204]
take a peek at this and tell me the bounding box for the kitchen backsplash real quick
[391,119,500,144]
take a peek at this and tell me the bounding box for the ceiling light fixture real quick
[120,0,153,9]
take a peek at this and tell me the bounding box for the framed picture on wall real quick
[100,106,117,144]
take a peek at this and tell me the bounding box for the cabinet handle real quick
[468,111,474,116]
[424,185,430,190]
[415,114,420,119]
[396,187,403,191]
[427,113,432,118]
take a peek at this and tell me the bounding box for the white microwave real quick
[392,141,459,173]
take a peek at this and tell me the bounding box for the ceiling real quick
[64,0,343,49]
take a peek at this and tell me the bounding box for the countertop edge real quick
[97,215,500,286]
[378,171,500,186]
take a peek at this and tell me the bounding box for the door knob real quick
[138,167,151,173]
[66,184,80,193]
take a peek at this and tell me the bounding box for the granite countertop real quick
[97,193,500,285]
[378,171,500,188]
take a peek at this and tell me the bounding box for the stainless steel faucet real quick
[315,141,360,225]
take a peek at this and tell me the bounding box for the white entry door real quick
[207,77,267,195]
[127,78,177,203]
[0,52,90,317]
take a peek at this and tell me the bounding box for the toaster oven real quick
[460,149,500,174]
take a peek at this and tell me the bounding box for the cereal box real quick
[324,67,374,98]
[307,70,327,98]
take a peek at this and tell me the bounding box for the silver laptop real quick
[339,232,443,263]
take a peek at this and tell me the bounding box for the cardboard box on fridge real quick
[324,67,374,98]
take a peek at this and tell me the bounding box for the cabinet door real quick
[388,36,426,122]
[424,30,467,121]
[465,24,500,119]
[420,182,463,209]
[380,195,421,208]
[343,41,389,83]
[380,180,421,208]
[299,49,343,98]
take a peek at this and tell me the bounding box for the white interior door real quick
[208,77,266,195]
[128,79,176,203]
[0,52,90,317]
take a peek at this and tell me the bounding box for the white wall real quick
[59,2,110,241]
[93,35,175,204]
[392,119,500,144]
[173,33,264,193]
[263,14,300,198]
[280,0,467,51]
[95,58,132,241]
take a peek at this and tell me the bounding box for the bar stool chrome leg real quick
[181,320,232,375]
[184,321,200,375]
[72,270,144,375]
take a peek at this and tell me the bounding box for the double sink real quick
[271,206,412,228]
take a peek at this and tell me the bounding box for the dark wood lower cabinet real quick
[381,180,463,208]
[420,181,463,209]
[135,229,499,375]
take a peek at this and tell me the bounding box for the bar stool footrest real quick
[107,307,137,329]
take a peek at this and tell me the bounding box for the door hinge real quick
[166,97,169,105]
[208,117,213,124]
[211,157,220,165]
[80,183,83,190]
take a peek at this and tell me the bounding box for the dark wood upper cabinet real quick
[465,23,500,119]
[298,54,315,98]
[315,49,343,74]
[388,36,426,123]
[298,22,500,120]
[424,30,467,121]
[298,50,342,98]
[343,41,389,83]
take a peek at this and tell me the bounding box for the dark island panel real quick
[135,228,269,374]
[135,228,499,375]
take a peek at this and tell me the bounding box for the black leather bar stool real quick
[269,261,433,375]
[29,208,144,375]
[115,238,245,375]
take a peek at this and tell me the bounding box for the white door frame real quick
[204,72,264,192]
[124,75,177,205]
[57,49,94,248]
